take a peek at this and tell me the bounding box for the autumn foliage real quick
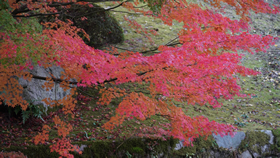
[0,0,279,157]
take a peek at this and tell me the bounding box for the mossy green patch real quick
[2,144,59,158]
[272,128,280,152]
[75,137,177,157]
[2,137,177,158]
[238,131,270,153]
[179,50,280,132]
[0,9,49,67]
[272,128,280,137]
[98,2,184,53]
[174,135,216,156]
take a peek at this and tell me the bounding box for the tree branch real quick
[75,1,128,18]
[11,0,125,18]
[11,2,74,15]
[155,114,171,119]
[29,62,196,87]
[110,10,152,15]
[113,38,181,55]
[31,74,78,85]
[105,1,127,10]
[13,12,62,18]
[28,68,147,86]
[114,46,137,52]
[112,35,181,55]
[48,2,75,7]
[165,36,179,46]
[133,4,148,8]
[139,41,181,54]
[79,0,120,2]
[12,5,30,15]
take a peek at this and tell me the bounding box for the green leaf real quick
[14,106,21,115]
[22,110,30,124]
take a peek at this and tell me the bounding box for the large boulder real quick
[18,65,77,113]
[213,132,246,150]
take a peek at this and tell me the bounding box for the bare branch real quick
[113,46,137,52]
[11,0,126,18]
[105,1,128,10]
[11,2,74,15]
[13,12,62,18]
[139,41,181,54]
[31,74,78,84]
[110,10,152,15]
[75,1,128,18]
[165,36,179,46]
[133,4,148,8]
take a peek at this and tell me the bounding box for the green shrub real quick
[1,100,44,124]
[40,4,124,49]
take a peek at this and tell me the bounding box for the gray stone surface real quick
[251,130,275,157]
[79,144,87,152]
[212,132,245,150]
[240,150,252,158]
[18,64,77,113]
[252,152,260,158]
[209,150,215,158]
[174,140,184,150]
[260,130,274,144]
[251,144,261,157]
[261,144,270,155]
[73,144,87,153]
[174,130,277,157]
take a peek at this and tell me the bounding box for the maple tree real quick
[0,0,280,157]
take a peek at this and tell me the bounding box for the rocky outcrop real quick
[213,132,246,150]
[174,129,280,158]
[18,65,77,113]
[3,129,280,158]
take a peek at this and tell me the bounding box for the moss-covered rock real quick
[272,128,280,152]
[2,144,59,158]
[173,135,217,156]
[238,131,270,154]
[2,137,177,158]
[272,128,280,137]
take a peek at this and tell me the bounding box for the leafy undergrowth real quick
[1,0,280,153]
[0,85,171,149]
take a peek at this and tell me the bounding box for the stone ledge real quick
[175,129,280,158]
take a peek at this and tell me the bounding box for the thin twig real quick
[114,46,136,52]
[110,10,152,15]
[73,1,128,18]
[165,36,179,46]
[13,12,62,18]
[133,5,148,8]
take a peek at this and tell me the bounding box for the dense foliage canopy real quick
[0,0,279,157]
